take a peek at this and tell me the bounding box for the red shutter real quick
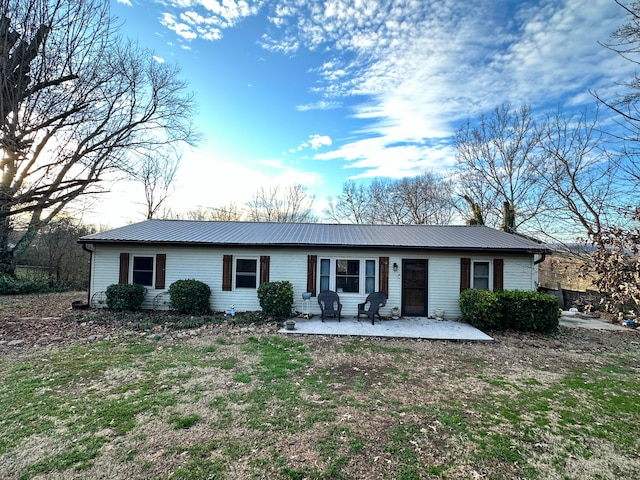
[222,255,233,291]
[460,257,470,292]
[307,255,317,297]
[493,258,504,291]
[379,256,389,296]
[260,256,270,284]
[119,253,130,284]
[155,254,166,289]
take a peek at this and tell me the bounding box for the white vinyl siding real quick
[88,245,537,318]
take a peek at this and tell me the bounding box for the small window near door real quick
[132,256,154,286]
[472,261,490,290]
[236,259,257,288]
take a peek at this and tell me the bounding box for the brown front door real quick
[402,259,428,316]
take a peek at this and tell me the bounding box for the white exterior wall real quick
[88,244,537,318]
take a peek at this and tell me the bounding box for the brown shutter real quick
[307,255,317,296]
[222,254,233,291]
[260,255,270,284]
[119,253,130,284]
[155,254,166,289]
[460,257,470,291]
[493,258,504,291]
[379,256,389,296]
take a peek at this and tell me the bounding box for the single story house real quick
[78,220,550,319]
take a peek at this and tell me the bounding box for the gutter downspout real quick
[534,252,547,265]
[81,243,93,307]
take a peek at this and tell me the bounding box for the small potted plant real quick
[391,307,400,319]
[284,318,296,330]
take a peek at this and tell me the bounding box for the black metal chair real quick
[357,291,387,325]
[317,290,342,322]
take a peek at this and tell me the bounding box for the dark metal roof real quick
[79,220,549,253]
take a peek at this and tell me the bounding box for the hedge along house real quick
[78,220,550,319]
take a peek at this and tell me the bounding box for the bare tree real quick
[134,151,181,219]
[454,104,548,232]
[535,108,625,242]
[0,0,198,274]
[396,171,458,225]
[597,1,640,195]
[246,184,318,222]
[185,204,243,221]
[326,172,457,225]
[325,181,374,224]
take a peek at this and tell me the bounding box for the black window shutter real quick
[155,254,166,289]
[379,257,389,296]
[307,255,317,297]
[260,256,270,285]
[460,257,471,292]
[119,253,130,284]
[493,258,504,291]
[222,255,232,291]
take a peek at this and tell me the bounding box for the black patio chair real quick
[317,290,342,322]
[357,291,387,325]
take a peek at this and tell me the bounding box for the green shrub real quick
[499,290,559,333]
[168,279,211,315]
[459,288,559,333]
[0,271,66,295]
[105,283,146,311]
[459,288,503,330]
[257,280,294,319]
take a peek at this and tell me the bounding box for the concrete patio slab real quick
[559,312,630,331]
[278,316,494,341]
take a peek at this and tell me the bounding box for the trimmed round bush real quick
[169,279,211,315]
[105,283,146,311]
[257,280,294,319]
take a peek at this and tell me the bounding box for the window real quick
[320,258,330,292]
[472,261,490,290]
[319,258,376,294]
[236,258,257,288]
[365,260,376,294]
[132,256,154,286]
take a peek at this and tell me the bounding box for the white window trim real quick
[471,260,492,290]
[318,257,378,295]
[234,256,259,289]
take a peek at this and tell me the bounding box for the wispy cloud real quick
[156,0,632,180]
[260,0,631,178]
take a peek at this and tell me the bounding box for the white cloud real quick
[160,0,263,42]
[152,55,165,63]
[116,0,133,6]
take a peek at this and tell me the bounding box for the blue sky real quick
[95,0,633,227]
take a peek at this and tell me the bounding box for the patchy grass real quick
[1,330,640,479]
